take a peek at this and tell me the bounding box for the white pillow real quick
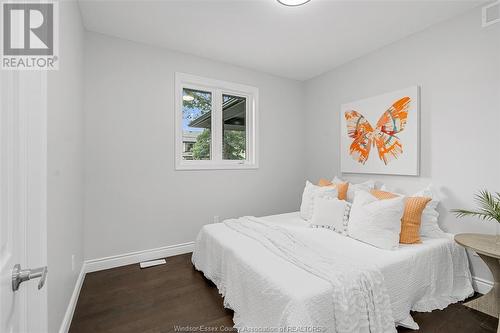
[333,176,375,202]
[348,190,405,250]
[310,197,351,234]
[414,185,446,238]
[300,181,338,220]
[380,184,446,238]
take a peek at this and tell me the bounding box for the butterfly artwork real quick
[345,96,409,165]
[340,86,419,176]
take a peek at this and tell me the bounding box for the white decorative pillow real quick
[348,190,405,250]
[414,185,446,238]
[300,181,338,220]
[310,197,351,234]
[333,176,375,202]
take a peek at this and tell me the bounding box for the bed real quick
[192,212,473,333]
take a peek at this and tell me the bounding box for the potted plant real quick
[452,190,500,244]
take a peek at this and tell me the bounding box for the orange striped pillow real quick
[318,179,349,201]
[370,190,431,244]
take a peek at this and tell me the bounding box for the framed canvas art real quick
[340,86,420,176]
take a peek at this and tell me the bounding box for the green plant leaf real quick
[451,189,500,223]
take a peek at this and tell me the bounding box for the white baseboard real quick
[58,241,195,333]
[472,276,494,295]
[59,266,86,333]
[84,241,195,273]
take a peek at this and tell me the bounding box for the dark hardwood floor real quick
[69,253,497,333]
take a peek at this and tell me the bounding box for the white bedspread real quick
[192,212,473,332]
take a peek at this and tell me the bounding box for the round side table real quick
[455,233,500,333]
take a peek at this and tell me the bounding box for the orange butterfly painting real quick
[345,97,410,165]
[341,86,419,176]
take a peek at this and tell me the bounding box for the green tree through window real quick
[192,129,211,160]
[192,129,246,160]
[223,130,246,160]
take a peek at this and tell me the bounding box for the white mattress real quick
[192,212,473,331]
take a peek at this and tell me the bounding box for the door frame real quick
[1,69,48,332]
[22,70,48,333]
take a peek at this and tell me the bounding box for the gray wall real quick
[47,1,85,332]
[303,7,500,281]
[83,32,306,260]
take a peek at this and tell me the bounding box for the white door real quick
[0,68,48,333]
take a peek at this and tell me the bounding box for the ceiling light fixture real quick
[183,95,195,101]
[277,0,310,6]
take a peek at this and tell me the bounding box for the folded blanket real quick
[224,217,396,333]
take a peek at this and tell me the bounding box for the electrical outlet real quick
[213,215,219,224]
[71,254,75,272]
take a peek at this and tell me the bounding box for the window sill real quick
[175,162,259,171]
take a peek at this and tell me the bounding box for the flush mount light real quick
[277,0,310,6]
[183,95,195,101]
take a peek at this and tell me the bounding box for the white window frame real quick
[175,72,259,170]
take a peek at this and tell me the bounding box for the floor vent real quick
[483,1,500,27]
[139,258,166,269]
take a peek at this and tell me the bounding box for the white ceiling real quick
[78,0,483,81]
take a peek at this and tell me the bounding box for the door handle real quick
[12,264,48,292]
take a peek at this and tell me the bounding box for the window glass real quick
[176,73,257,170]
[182,88,212,160]
[222,94,246,160]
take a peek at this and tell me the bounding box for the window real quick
[175,73,258,170]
